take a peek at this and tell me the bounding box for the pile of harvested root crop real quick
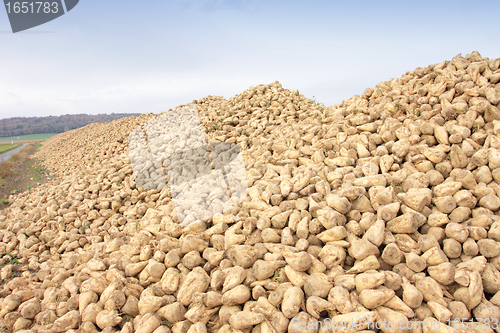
[1,51,500,333]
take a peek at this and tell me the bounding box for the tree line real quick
[0,113,141,137]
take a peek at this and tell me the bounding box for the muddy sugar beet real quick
[0,51,499,332]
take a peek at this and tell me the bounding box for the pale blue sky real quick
[1,0,499,119]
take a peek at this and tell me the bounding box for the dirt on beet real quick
[0,143,54,210]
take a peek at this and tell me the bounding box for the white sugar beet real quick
[1,52,500,333]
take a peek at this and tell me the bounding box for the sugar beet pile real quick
[2,51,500,333]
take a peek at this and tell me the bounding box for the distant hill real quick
[0,113,141,137]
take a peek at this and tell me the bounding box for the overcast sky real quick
[1,0,499,119]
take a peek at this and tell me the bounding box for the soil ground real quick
[0,143,54,210]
